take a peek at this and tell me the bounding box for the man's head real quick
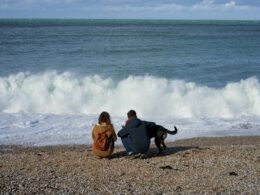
[127,110,137,119]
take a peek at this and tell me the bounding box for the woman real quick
[92,111,117,158]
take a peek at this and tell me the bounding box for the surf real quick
[0,71,260,119]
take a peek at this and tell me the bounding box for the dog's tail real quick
[165,126,178,135]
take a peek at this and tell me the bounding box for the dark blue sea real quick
[1,19,260,87]
[0,19,260,146]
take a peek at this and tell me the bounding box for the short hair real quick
[98,111,111,124]
[127,110,137,118]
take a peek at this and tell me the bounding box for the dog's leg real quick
[162,140,167,150]
[155,137,163,154]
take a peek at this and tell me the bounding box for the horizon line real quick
[0,18,260,22]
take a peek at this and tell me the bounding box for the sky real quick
[0,0,260,20]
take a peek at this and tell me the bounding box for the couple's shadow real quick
[110,146,202,159]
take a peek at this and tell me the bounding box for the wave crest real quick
[0,71,259,118]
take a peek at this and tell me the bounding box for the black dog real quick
[148,125,178,154]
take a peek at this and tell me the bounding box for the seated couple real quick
[92,110,177,158]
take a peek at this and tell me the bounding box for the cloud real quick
[0,0,259,19]
[153,3,185,11]
[191,0,249,11]
[0,0,80,9]
[80,0,252,13]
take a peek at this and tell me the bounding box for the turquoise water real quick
[1,19,260,87]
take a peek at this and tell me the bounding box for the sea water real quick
[0,19,260,146]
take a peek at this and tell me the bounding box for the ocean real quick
[0,19,260,146]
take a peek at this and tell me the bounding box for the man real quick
[117,110,155,155]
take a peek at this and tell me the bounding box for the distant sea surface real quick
[0,19,260,146]
[1,19,260,86]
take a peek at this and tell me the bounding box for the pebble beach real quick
[1,136,260,194]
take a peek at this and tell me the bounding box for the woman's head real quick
[98,111,111,125]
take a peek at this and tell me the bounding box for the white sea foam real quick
[0,71,260,146]
[0,112,259,146]
[0,71,260,118]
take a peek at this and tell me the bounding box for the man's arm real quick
[117,127,130,138]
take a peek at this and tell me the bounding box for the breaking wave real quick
[0,71,260,119]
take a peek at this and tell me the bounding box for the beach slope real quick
[1,136,259,194]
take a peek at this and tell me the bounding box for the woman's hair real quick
[98,111,111,125]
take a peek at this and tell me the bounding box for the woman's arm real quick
[92,125,96,140]
[111,125,117,141]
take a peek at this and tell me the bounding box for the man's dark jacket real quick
[117,118,155,153]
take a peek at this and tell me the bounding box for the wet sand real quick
[0,136,260,194]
